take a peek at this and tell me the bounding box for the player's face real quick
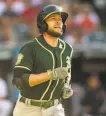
[45,13,63,37]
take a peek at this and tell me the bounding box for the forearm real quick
[28,72,50,87]
[13,68,49,88]
[27,67,68,87]
[13,67,68,89]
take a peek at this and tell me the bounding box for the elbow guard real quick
[12,78,24,90]
[13,67,31,89]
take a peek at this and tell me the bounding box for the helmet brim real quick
[43,11,68,23]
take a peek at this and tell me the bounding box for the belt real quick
[19,96,61,108]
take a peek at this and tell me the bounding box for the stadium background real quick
[0,0,106,116]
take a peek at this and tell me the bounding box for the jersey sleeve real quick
[15,43,34,71]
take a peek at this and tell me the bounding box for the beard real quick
[47,28,63,37]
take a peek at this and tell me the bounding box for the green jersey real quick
[15,35,73,100]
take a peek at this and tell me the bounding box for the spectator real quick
[71,83,85,116]
[20,0,40,25]
[65,26,85,46]
[32,0,47,6]
[93,0,106,26]
[0,0,6,16]
[20,0,41,37]
[0,0,21,45]
[0,77,13,116]
[11,0,26,15]
[80,74,105,116]
[74,3,100,36]
[2,0,18,17]
[0,16,17,45]
[70,1,81,17]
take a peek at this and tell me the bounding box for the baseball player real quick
[12,5,73,116]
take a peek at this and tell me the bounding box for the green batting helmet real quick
[37,5,68,34]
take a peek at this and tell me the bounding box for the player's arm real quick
[13,67,68,89]
[12,43,68,89]
[29,67,68,87]
[12,68,50,89]
[29,73,50,87]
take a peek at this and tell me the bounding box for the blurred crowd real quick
[0,0,106,116]
[0,0,106,45]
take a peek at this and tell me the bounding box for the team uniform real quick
[12,5,73,116]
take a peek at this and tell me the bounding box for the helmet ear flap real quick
[37,21,48,34]
[37,11,48,34]
[63,24,66,33]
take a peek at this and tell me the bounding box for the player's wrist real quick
[47,70,51,80]
[47,69,56,80]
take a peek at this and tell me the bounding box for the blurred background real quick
[0,0,106,116]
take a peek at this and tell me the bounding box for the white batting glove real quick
[47,67,68,80]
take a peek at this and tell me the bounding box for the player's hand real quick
[62,84,73,99]
[47,67,68,80]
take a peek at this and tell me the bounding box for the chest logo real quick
[59,43,63,49]
[16,53,24,65]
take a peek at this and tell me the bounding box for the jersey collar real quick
[38,35,61,49]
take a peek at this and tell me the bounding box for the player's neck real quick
[43,33,58,47]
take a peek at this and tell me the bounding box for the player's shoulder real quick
[21,37,39,48]
[59,38,73,51]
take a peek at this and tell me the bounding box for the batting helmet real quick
[37,5,68,34]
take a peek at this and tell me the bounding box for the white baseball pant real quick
[13,100,65,116]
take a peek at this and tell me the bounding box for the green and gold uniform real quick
[14,35,73,100]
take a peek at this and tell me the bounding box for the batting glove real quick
[62,84,73,99]
[47,67,68,80]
